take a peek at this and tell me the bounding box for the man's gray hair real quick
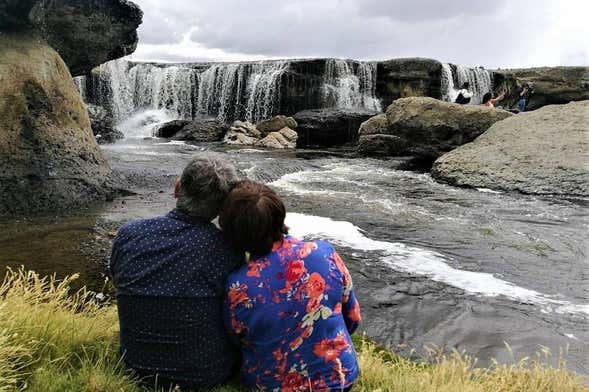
[176,152,239,220]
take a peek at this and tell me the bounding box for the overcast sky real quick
[128,0,588,68]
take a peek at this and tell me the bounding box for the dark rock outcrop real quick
[87,104,123,144]
[358,97,513,159]
[0,33,114,214]
[0,0,143,76]
[159,119,228,142]
[432,101,589,196]
[0,0,37,29]
[495,67,589,111]
[294,108,379,147]
[376,58,444,108]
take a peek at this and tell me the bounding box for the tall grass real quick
[0,268,586,392]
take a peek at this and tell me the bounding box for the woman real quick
[220,180,361,391]
[482,90,506,108]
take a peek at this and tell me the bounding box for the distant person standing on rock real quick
[482,90,507,108]
[455,82,474,104]
[517,85,530,112]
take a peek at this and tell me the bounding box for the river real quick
[0,112,587,374]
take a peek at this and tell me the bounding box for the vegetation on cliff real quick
[0,268,586,392]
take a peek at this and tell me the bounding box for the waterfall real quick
[73,76,87,101]
[83,58,382,130]
[441,63,493,105]
[195,61,288,123]
[322,59,381,111]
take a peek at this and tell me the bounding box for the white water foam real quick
[285,212,589,317]
[115,109,175,139]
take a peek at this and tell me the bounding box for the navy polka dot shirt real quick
[110,209,242,389]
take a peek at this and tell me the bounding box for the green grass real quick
[0,268,587,392]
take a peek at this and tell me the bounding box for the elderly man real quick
[110,153,241,390]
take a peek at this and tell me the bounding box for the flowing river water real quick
[0,112,587,374]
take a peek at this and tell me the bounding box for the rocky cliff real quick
[495,67,589,111]
[0,0,142,214]
[0,33,114,214]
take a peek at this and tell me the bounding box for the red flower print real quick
[313,334,350,363]
[246,259,270,278]
[228,282,249,309]
[334,302,342,314]
[306,295,321,313]
[281,371,305,392]
[298,242,317,259]
[306,272,326,298]
[348,302,361,322]
[286,260,306,283]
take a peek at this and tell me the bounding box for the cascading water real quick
[195,61,288,123]
[73,76,87,101]
[85,58,382,135]
[441,63,493,104]
[322,59,381,111]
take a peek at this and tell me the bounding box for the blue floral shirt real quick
[225,236,361,391]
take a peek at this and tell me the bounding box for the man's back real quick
[110,209,241,389]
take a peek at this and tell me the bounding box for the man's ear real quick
[173,178,181,199]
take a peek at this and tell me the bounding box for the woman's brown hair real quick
[219,180,289,258]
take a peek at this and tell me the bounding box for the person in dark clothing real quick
[518,85,530,112]
[110,152,241,390]
[455,82,474,104]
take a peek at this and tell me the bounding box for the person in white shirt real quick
[455,82,474,104]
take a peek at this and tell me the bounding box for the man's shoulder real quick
[118,215,171,234]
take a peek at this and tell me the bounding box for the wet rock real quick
[0,33,115,214]
[495,67,589,111]
[223,121,261,145]
[358,97,513,159]
[256,127,298,149]
[294,108,379,147]
[156,119,227,142]
[155,120,191,138]
[87,104,123,144]
[0,0,143,77]
[257,115,298,136]
[432,101,589,196]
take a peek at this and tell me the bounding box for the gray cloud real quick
[130,0,588,68]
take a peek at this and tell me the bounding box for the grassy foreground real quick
[0,269,586,392]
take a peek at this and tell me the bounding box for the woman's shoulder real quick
[288,237,336,260]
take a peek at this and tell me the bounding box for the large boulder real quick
[87,104,123,144]
[495,67,589,111]
[432,101,589,196]
[0,33,114,214]
[294,108,379,147]
[0,0,143,76]
[257,115,298,137]
[156,119,228,142]
[358,97,513,159]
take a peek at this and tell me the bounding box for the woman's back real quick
[225,236,360,391]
